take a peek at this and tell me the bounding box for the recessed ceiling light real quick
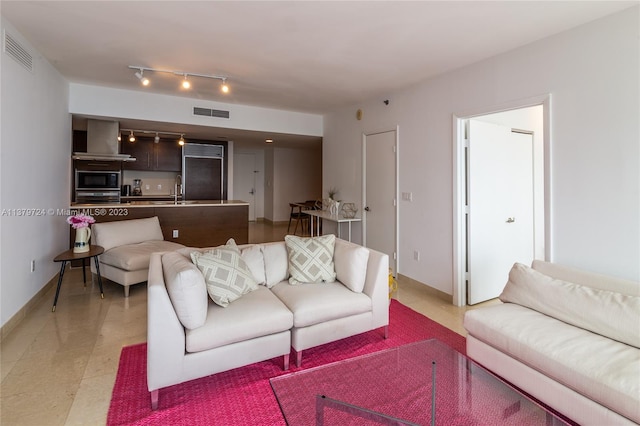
[265,139,273,144]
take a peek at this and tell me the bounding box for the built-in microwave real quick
[75,170,121,203]
[75,170,120,190]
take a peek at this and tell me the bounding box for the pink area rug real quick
[107,300,465,425]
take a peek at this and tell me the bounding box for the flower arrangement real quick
[66,213,95,229]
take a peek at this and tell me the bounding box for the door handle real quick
[249,189,255,195]
[506,217,515,223]
[364,206,370,212]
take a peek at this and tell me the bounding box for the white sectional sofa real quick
[464,260,640,426]
[147,237,389,409]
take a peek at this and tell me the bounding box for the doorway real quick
[453,98,550,306]
[363,128,399,276]
[234,152,257,221]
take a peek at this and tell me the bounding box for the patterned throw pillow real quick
[285,234,337,285]
[190,240,258,307]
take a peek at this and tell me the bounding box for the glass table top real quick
[270,339,571,425]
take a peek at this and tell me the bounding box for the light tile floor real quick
[1,222,498,424]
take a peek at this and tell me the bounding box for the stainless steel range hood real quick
[72,119,136,161]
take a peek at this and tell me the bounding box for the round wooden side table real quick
[52,245,105,312]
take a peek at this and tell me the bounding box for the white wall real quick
[323,7,640,295]
[69,83,323,137]
[252,146,323,224]
[1,18,71,327]
[272,146,323,223]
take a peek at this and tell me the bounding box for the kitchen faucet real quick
[174,175,182,203]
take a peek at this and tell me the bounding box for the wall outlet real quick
[413,250,420,261]
[145,184,150,190]
[157,184,162,190]
[402,192,413,202]
[172,229,179,238]
[30,259,35,272]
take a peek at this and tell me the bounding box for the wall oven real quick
[75,170,121,204]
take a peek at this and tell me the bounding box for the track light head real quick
[134,69,150,86]
[182,75,191,89]
[221,78,230,93]
[129,131,135,142]
[154,133,160,144]
[178,134,185,146]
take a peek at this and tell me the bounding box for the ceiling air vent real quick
[3,31,33,72]
[193,107,230,119]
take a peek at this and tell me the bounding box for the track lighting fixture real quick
[134,69,150,86]
[128,66,230,94]
[121,129,187,146]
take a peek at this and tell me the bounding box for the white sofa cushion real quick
[262,242,289,288]
[532,259,640,296]
[100,240,184,271]
[92,216,164,252]
[162,251,208,330]
[500,263,640,347]
[241,244,266,285]
[285,234,336,285]
[334,238,370,293]
[191,241,259,308]
[270,281,371,328]
[465,304,640,424]
[185,287,293,353]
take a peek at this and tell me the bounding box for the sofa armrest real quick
[362,248,390,329]
[147,252,188,392]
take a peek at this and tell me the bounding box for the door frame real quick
[362,126,400,275]
[452,95,552,306]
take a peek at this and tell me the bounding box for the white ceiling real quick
[2,1,635,145]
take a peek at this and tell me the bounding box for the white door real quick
[364,130,397,275]
[468,120,534,304]
[234,153,256,221]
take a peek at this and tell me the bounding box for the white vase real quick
[329,200,340,215]
[73,227,91,253]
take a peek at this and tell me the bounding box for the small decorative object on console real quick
[341,202,358,218]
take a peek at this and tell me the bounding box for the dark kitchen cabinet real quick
[121,137,182,172]
[155,140,182,171]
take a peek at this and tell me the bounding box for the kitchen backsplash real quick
[122,170,180,196]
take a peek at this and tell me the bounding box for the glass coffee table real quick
[270,339,571,425]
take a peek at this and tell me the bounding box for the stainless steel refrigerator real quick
[182,143,224,200]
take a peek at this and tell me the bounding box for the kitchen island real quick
[70,200,249,247]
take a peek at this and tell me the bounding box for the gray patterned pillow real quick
[285,234,337,285]
[190,240,258,307]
